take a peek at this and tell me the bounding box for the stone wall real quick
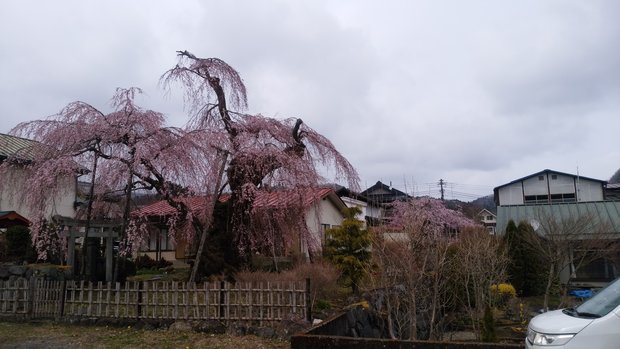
[291,335,524,349]
[0,263,71,281]
[307,307,385,338]
[292,308,523,349]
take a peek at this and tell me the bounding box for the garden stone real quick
[169,321,193,332]
[8,265,26,276]
[0,265,10,278]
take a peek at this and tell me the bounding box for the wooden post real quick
[105,228,114,282]
[305,278,311,323]
[137,282,143,320]
[87,282,93,316]
[67,228,75,277]
[219,280,225,320]
[58,279,67,319]
[27,277,35,319]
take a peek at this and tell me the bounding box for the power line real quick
[360,178,494,201]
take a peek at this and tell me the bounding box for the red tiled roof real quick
[0,211,30,228]
[134,196,209,217]
[135,188,337,217]
[251,187,334,209]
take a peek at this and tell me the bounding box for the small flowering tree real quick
[370,197,478,340]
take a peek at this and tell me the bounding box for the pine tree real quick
[481,305,497,342]
[324,207,371,294]
[504,220,526,294]
[517,221,547,297]
[503,219,546,297]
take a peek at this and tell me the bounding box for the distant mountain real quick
[610,168,620,184]
[470,194,496,212]
[441,196,495,220]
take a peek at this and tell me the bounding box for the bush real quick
[0,234,5,261]
[287,261,341,304]
[490,283,517,306]
[481,305,497,342]
[315,299,332,310]
[235,261,341,312]
[134,254,173,270]
[116,257,137,282]
[4,225,36,263]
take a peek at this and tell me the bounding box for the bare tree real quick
[521,210,617,311]
[369,198,477,340]
[449,227,508,339]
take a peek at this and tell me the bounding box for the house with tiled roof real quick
[0,133,78,225]
[134,187,348,266]
[360,181,411,226]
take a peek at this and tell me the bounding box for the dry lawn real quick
[0,321,290,349]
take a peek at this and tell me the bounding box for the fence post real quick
[219,280,225,320]
[27,277,36,319]
[136,281,143,320]
[305,278,311,323]
[58,279,67,320]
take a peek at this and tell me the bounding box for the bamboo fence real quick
[0,278,309,324]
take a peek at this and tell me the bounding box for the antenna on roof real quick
[576,166,581,202]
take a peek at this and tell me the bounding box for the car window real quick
[576,278,620,317]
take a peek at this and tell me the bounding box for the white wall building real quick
[0,133,77,223]
[477,208,497,234]
[494,169,618,286]
[136,188,348,265]
[494,169,606,206]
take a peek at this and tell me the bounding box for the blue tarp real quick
[569,289,593,298]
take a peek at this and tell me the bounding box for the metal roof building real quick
[496,201,620,237]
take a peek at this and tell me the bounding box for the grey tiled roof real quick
[0,133,37,160]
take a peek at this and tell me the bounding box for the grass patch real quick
[128,267,190,282]
[0,321,289,349]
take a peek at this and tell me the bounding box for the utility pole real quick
[438,179,445,201]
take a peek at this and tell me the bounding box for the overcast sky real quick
[1,0,619,200]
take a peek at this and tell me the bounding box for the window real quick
[445,227,459,239]
[524,195,550,204]
[538,175,545,181]
[550,193,576,203]
[146,228,175,251]
[321,224,331,232]
[551,174,558,180]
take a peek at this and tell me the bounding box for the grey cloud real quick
[1,0,619,199]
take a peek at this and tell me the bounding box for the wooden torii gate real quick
[53,215,121,282]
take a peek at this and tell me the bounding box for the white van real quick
[526,278,620,348]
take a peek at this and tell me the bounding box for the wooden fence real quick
[0,278,309,324]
